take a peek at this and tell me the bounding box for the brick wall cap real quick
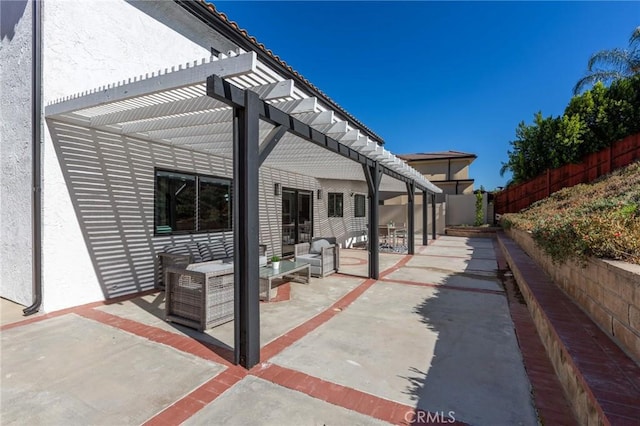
[602,259,640,285]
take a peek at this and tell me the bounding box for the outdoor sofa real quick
[294,237,339,277]
[157,239,266,287]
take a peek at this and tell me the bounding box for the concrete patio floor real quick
[1,236,572,425]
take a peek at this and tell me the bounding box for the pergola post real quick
[422,190,428,246]
[233,89,261,369]
[363,162,381,279]
[431,193,437,241]
[406,182,415,254]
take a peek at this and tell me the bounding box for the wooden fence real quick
[495,133,640,214]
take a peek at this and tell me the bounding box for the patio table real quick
[260,261,310,301]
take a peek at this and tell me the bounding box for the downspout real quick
[24,0,43,315]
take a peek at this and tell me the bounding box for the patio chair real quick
[294,237,339,277]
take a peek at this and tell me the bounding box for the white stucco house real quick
[1,0,441,365]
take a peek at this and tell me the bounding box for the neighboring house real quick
[380,151,477,231]
[1,0,441,321]
[397,151,477,197]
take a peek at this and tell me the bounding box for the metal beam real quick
[422,190,428,246]
[363,163,382,279]
[233,89,261,369]
[406,182,415,255]
[206,75,433,192]
[431,193,437,241]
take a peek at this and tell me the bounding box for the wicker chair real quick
[294,237,339,277]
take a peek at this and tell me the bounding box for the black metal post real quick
[422,190,428,246]
[233,90,261,369]
[406,182,415,255]
[431,193,437,241]
[362,162,381,279]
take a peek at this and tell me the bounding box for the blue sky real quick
[214,1,639,190]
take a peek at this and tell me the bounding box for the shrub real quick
[475,186,484,226]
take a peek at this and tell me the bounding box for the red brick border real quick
[77,308,234,366]
[260,278,377,361]
[498,234,640,424]
[492,239,578,425]
[251,363,466,426]
[143,367,247,426]
[0,289,158,331]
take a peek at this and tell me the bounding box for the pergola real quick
[46,50,442,368]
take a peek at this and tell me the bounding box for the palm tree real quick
[573,26,640,95]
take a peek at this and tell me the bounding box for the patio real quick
[42,53,442,367]
[1,236,558,425]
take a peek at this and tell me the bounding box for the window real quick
[354,194,366,217]
[328,192,343,217]
[155,170,231,234]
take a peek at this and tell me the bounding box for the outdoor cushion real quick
[309,239,331,254]
[186,260,222,269]
[186,261,233,274]
[198,239,227,262]
[223,240,234,258]
[164,243,203,263]
[296,253,321,267]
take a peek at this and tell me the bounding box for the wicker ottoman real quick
[164,262,234,331]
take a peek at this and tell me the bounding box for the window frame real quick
[154,168,232,236]
[327,192,344,218]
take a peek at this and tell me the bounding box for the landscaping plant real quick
[502,161,640,265]
[475,186,484,226]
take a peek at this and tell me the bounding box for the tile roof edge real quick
[187,0,385,145]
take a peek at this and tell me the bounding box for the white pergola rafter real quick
[46,53,442,194]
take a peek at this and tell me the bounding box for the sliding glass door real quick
[282,188,313,256]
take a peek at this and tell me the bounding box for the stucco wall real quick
[445,193,487,226]
[413,161,448,181]
[1,0,34,306]
[380,198,444,236]
[39,0,238,312]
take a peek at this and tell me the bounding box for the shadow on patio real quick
[394,237,538,425]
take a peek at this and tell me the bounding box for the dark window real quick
[354,194,366,217]
[155,170,231,234]
[199,176,232,231]
[328,192,343,218]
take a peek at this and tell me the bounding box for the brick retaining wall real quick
[506,228,640,363]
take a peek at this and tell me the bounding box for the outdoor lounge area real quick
[43,239,458,354]
[160,235,401,333]
[2,236,556,425]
